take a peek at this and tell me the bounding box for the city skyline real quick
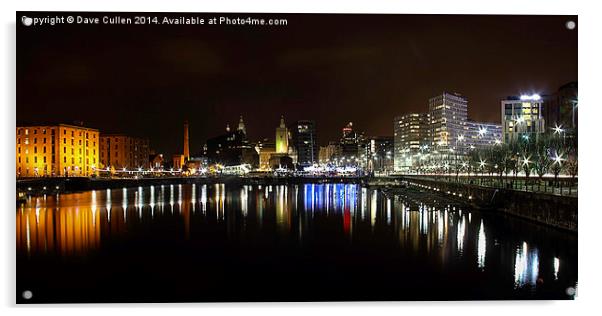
[17,13,577,156]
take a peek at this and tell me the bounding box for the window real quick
[43,157,46,163]
[43,138,46,144]
[64,157,66,163]
[43,147,46,153]
[63,138,66,144]
[34,147,37,153]
[64,147,66,153]
[34,138,37,144]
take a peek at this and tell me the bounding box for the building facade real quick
[275,115,289,154]
[204,124,259,168]
[543,81,578,134]
[319,142,340,164]
[366,136,394,173]
[393,113,431,171]
[289,120,317,168]
[99,135,150,170]
[429,92,468,153]
[501,95,545,143]
[465,121,502,150]
[16,124,99,177]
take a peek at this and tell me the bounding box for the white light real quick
[520,94,541,101]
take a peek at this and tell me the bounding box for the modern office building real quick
[543,81,578,134]
[429,92,468,153]
[16,123,99,177]
[393,113,431,171]
[289,120,317,168]
[465,121,502,150]
[99,135,150,170]
[366,136,394,173]
[339,122,362,162]
[501,95,545,143]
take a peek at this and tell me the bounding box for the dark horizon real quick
[17,12,577,156]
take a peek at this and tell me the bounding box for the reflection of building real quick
[465,121,502,150]
[366,136,394,172]
[289,120,317,168]
[99,135,150,170]
[543,81,578,134]
[501,95,545,143]
[429,92,468,152]
[16,123,99,177]
[204,119,259,168]
[393,113,430,171]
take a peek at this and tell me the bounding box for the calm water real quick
[16,183,577,303]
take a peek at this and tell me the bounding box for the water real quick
[16,183,577,303]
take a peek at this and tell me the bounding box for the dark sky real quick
[17,12,577,155]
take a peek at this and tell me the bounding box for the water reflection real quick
[16,183,576,296]
[514,242,540,288]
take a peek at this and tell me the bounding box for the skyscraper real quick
[543,81,578,134]
[340,122,361,160]
[429,92,468,153]
[289,120,317,168]
[393,113,431,171]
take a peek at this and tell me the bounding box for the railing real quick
[400,174,577,197]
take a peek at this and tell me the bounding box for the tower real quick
[237,115,246,135]
[275,115,289,154]
[183,120,190,161]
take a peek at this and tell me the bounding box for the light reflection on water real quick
[17,183,576,296]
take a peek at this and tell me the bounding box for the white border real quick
[2,1,600,315]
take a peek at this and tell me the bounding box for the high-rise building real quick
[289,120,317,168]
[501,95,545,143]
[99,135,150,170]
[275,115,289,154]
[366,136,394,173]
[429,92,468,153]
[16,123,99,177]
[339,122,361,162]
[543,81,578,134]
[393,113,431,171]
[465,121,502,150]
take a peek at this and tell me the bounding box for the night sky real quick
[17,12,577,155]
